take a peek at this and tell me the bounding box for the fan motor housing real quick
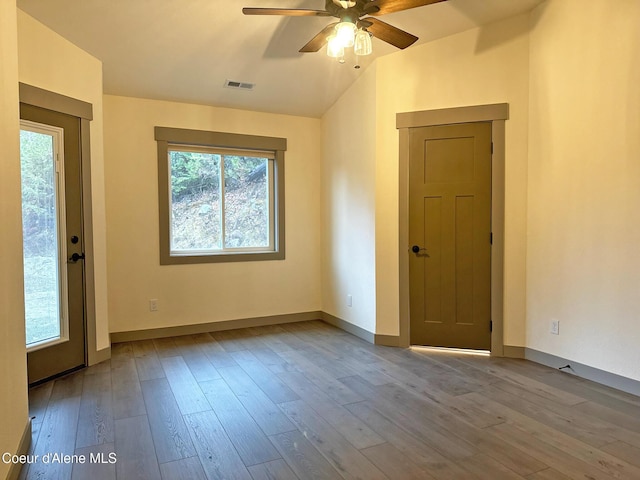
[325,0,380,19]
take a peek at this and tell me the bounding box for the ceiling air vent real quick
[224,80,255,91]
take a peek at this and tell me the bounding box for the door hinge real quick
[491,142,494,154]
[490,320,493,332]
[490,232,493,245]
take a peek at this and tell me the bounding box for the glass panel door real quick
[20,121,69,351]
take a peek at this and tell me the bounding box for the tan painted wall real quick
[0,0,29,476]
[103,95,322,333]
[17,10,110,350]
[321,64,377,333]
[12,0,639,386]
[527,0,640,380]
[373,14,531,343]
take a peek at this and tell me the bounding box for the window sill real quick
[161,250,285,265]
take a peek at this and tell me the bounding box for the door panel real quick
[409,122,491,350]
[455,195,475,325]
[423,196,443,324]
[20,104,86,384]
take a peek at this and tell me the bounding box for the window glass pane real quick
[224,156,270,248]
[20,129,61,346]
[170,151,221,251]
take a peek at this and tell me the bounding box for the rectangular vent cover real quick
[224,80,255,90]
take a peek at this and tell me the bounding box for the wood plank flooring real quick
[19,320,640,480]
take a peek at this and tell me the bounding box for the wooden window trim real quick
[155,127,286,265]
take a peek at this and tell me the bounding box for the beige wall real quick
[9,0,640,389]
[17,10,110,351]
[527,0,640,381]
[372,14,531,343]
[103,95,322,333]
[0,0,29,476]
[323,1,640,383]
[321,64,377,333]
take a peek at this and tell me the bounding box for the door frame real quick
[397,103,509,356]
[19,83,104,366]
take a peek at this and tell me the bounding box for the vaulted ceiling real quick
[17,0,543,117]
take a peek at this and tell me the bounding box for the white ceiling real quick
[17,0,543,118]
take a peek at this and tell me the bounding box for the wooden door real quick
[409,122,492,350]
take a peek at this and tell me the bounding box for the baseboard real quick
[6,419,31,480]
[112,310,378,346]
[503,345,525,359]
[321,313,375,343]
[111,311,323,343]
[374,334,401,347]
[320,313,402,347]
[112,310,382,347]
[525,348,640,397]
[90,345,111,365]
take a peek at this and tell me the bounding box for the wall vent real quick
[224,80,255,90]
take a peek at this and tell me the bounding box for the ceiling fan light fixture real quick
[326,34,345,58]
[354,29,372,56]
[244,0,437,58]
[335,21,357,48]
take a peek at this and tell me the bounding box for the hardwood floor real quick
[19,321,640,480]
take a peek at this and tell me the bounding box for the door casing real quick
[397,103,509,355]
[19,83,108,367]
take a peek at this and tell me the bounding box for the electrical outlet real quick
[550,320,559,335]
[149,299,158,312]
[347,294,353,307]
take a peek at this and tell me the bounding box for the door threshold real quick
[29,364,85,388]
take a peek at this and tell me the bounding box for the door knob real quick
[411,245,426,253]
[69,252,85,262]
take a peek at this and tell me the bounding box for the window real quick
[20,120,69,350]
[155,127,286,264]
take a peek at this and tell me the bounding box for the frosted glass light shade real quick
[326,35,344,58]
[335,21,357,48]
[354,29,372,56]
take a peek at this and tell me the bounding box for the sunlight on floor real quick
[410,345,491,357]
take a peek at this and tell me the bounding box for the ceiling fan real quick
[243,0,447,59]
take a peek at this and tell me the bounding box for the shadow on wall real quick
[626,18,640,155]
[449,0,548,54]
[261,13,328,59]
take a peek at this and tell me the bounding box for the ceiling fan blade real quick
[299,22,339,52]
[366,0,446,16]
[242,8,331,16]
[365,17,418,49]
